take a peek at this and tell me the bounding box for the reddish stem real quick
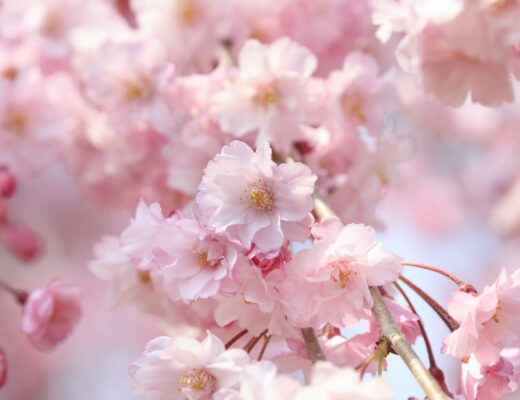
[225,329,248,349]
[0,279,28,304]
[244,330,267,353]
[257,335,272,361]
[393,281,453,397]
[401,261,478,295]
[399,275,460,332]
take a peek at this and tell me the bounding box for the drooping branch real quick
[401,261,478,294]
[399,275,460,332]
[370,287,448,400]
[300,327,326,363]
[311,189,449,400]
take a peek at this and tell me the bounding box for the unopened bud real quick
[0,169,16,198]
[1,224,42,262]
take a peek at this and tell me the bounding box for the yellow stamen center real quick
[330,261,358,288]
[240,179,274,213]
[254,85,278,105]
[125,78,153,102]
[178,368,216,393]
[6,111,26,135]
[178,2,199,25]
[342,93,366,122]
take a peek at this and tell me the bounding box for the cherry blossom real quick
[286,216,401,328]
[210,38,317,155]
[442,268,520,365]
[21,281,82,352]
[196,140,316,252]
[130,331,249,400]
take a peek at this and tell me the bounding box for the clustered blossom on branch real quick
[2,0,520,399]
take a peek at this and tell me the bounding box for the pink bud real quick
[1,224,42,262]
[0,202,6,225]
[0,348,6,390]
[0,169,16,198]
[22,281,82,352]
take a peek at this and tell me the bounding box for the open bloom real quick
[130,331,249,400]
[461,350,520,400]
[210,38,317,154]
[78,35,176,134]
[196,140,316,252]
[442,268,520,364]
[89,200,173,315]
[21,281,81,352]
[286,216,401,328]
[155,214,243,302]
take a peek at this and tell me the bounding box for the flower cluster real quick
[2,1,520,400]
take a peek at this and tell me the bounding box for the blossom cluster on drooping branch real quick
[1,0,520,398]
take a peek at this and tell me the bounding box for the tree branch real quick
[311,189,448,399]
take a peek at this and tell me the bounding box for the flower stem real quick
[393,281,453,397]
[399,275,460,332]
[0,279,28,304]
[401,261,478,295]
[370,286,448,400]
[225,329,248,349]
[244,330,267,353]
[308,184,449,399]
[257,334,272,361]
[300,327,326,363]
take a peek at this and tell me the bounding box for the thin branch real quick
[0,279,28,304]
[225,329,248,349]
[370,287,448,400]
[393,281,437,368]
[300,327,326,363]
[399,275,460,332]
[308,188,449,399]
[244,330,267,353]
[401,261,478,294]
[393,281,454,397]
[257,335,272,361]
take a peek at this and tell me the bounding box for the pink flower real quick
[0,348,6,390]
[442,268,520,365]
[196,141,316,252]
[167,118,228,196]
[210,38,317,155]
[214,361,303,400]
[129,331,249,400]
[388,0,519,106]
[461,350,520,400]
[90,201,172,314]
[298,362,393,399]
[131,0,233,73]
[21,281,81,352]
[0,67,79,177]
[214,264,297,337]
[286,216,401,328]
[326,51,397,133]
[78,36,176,134]
[155,214,244,302]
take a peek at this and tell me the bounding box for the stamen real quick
[240,179,274,214]
[178,368,216,393]
[178,1,199,24]
[137,269,151,284]
[254,85,278,105]
[193,250,218,269]
[330,261,358,288]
